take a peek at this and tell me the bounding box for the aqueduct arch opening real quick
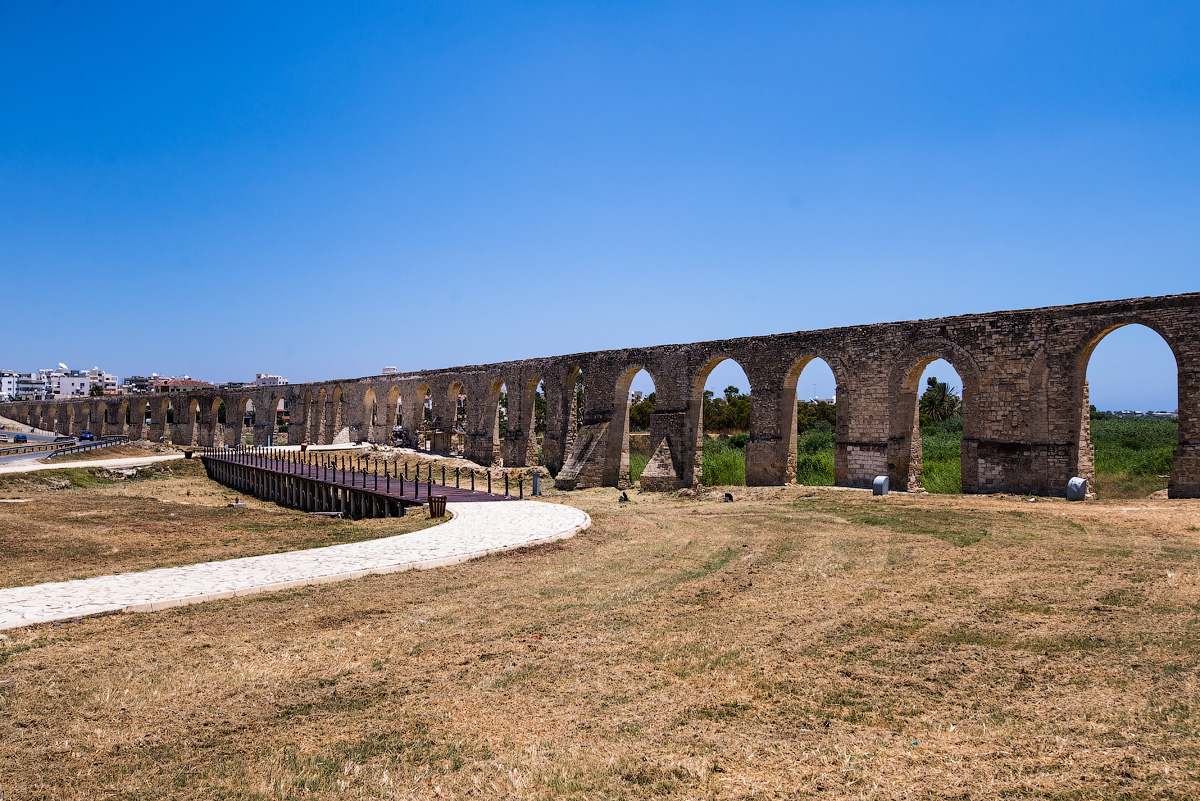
[783,355,843,486]
[615,367,658,487]
[686,356,753,487]
[487,379,508,466]
[888,343,981,493]
[1074,322,1181,498]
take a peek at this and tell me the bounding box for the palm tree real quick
[919,376,961,423]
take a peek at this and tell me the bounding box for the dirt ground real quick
[0,459,438,588]
[2,467,1200,799]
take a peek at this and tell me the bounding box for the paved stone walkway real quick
[0,453,185,474]
[0,501,590,631]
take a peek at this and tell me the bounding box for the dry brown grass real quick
[2,469,1200,799]
[0,460,437,588]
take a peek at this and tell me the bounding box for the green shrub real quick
[702,438,746,486]
[798,426,833,455]
[728,433,748,449]
[630,453,649,483]
[919,417,963,494]
[796,450,834,485]
[1091,418,1177,477]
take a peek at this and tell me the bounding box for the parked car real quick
[14,434,27,443]
[79,430,96,441]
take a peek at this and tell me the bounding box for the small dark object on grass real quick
[724,492,734,502]
[619,492,629,502]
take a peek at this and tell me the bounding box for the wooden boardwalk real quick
[198,446,520,519]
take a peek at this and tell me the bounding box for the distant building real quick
[121,375,156,394]
[15,373,51,400]
[382,366,398,375]
[85,367,120,395]
[630,391,643,404]
[150,377,213,393]
[51,370,90,398]
[253,373,288,386]
[0,370,16,401]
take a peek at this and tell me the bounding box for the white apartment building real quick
[86,366,120,394]
[16,374,50,400]
[253,373,288,386]
[0,370,17,401]
[52,371,91,398]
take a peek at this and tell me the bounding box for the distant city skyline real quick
[2,3,1194,412]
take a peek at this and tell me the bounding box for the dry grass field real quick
[0,459,437,588]
[1,461,1200,799]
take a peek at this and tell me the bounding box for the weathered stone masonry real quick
[5,293,1198,498]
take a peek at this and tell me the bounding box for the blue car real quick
[79,430,95,441]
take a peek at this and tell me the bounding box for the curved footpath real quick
[0,501,591,631]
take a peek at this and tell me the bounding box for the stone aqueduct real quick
[4,293,1198,498]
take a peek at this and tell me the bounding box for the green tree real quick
[88,384,104,397]
[797,400,836,434]
[704,388,751,432]
[919,376,961,423]
[629,392,655,431]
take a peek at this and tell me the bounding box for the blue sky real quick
[2,2,1195,411]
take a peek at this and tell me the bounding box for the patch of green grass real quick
[701,437,745,486]
[920,417,963,494]
[796,426,835,485]
[840,505,990,547]
[629,453,649,482]
[1090,417,1176,498]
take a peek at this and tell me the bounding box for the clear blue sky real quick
[2,2,1195,411]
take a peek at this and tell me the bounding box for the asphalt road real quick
[0,430,75,465]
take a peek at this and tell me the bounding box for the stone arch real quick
[237,396,256,446]
[209,397,226,446]
[685,355,754,487]
[312,389,326,444]
[447,381,466,456]
[887,338,982,492]
[385,385,401,436]
[486,378,508,466]
[65,404,76,436]
[1071,321,1183,497]
[301,389,314,443]
[119,399,131,434]
[550,363,586,473]
[413,383,431,448]
[156,397,173,442]
[324,386,344,444]
[270,394,289,445]
[782,354,848,486]
[612,365,662,487]
[185,398,201,445]
[519,375,545,465]
[363,388,378,431]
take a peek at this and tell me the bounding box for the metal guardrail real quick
[43,435,131,460]
[0,440,71,457]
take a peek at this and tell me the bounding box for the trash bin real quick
[429,495,447,518]
[300,442,309,453]
[1066,476,1088,501]
[184,449,193,459]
